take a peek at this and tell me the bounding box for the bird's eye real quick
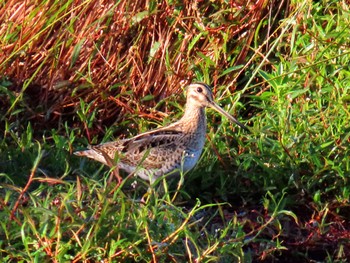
[197,87,203,93]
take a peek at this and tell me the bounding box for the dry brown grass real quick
[1,0,287,135]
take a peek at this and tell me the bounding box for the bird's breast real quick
[182,149,203,172]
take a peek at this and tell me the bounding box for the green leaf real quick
[141,94,155,101]
[131,11,148,25]
[188,32,204,52]
[148,41,161,63]
[219,65,244,78]
[70,38,86,68]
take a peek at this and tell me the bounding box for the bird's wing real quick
[121,128,183,151]
[119,128,187,169]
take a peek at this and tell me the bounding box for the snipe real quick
[74,82,248,184]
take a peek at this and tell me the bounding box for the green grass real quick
[1,0,350,262]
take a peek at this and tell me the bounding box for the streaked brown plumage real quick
[74,82,248,183]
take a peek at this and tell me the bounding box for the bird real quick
[74,82,248,184]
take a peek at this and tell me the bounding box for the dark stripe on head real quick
[192,82,212,91]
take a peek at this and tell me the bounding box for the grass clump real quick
[1,0,350,262]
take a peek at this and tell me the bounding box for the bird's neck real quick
[179,103,206,133]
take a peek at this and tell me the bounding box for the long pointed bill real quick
[209,101,250,132]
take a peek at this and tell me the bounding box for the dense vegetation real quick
[1,0,349,262]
